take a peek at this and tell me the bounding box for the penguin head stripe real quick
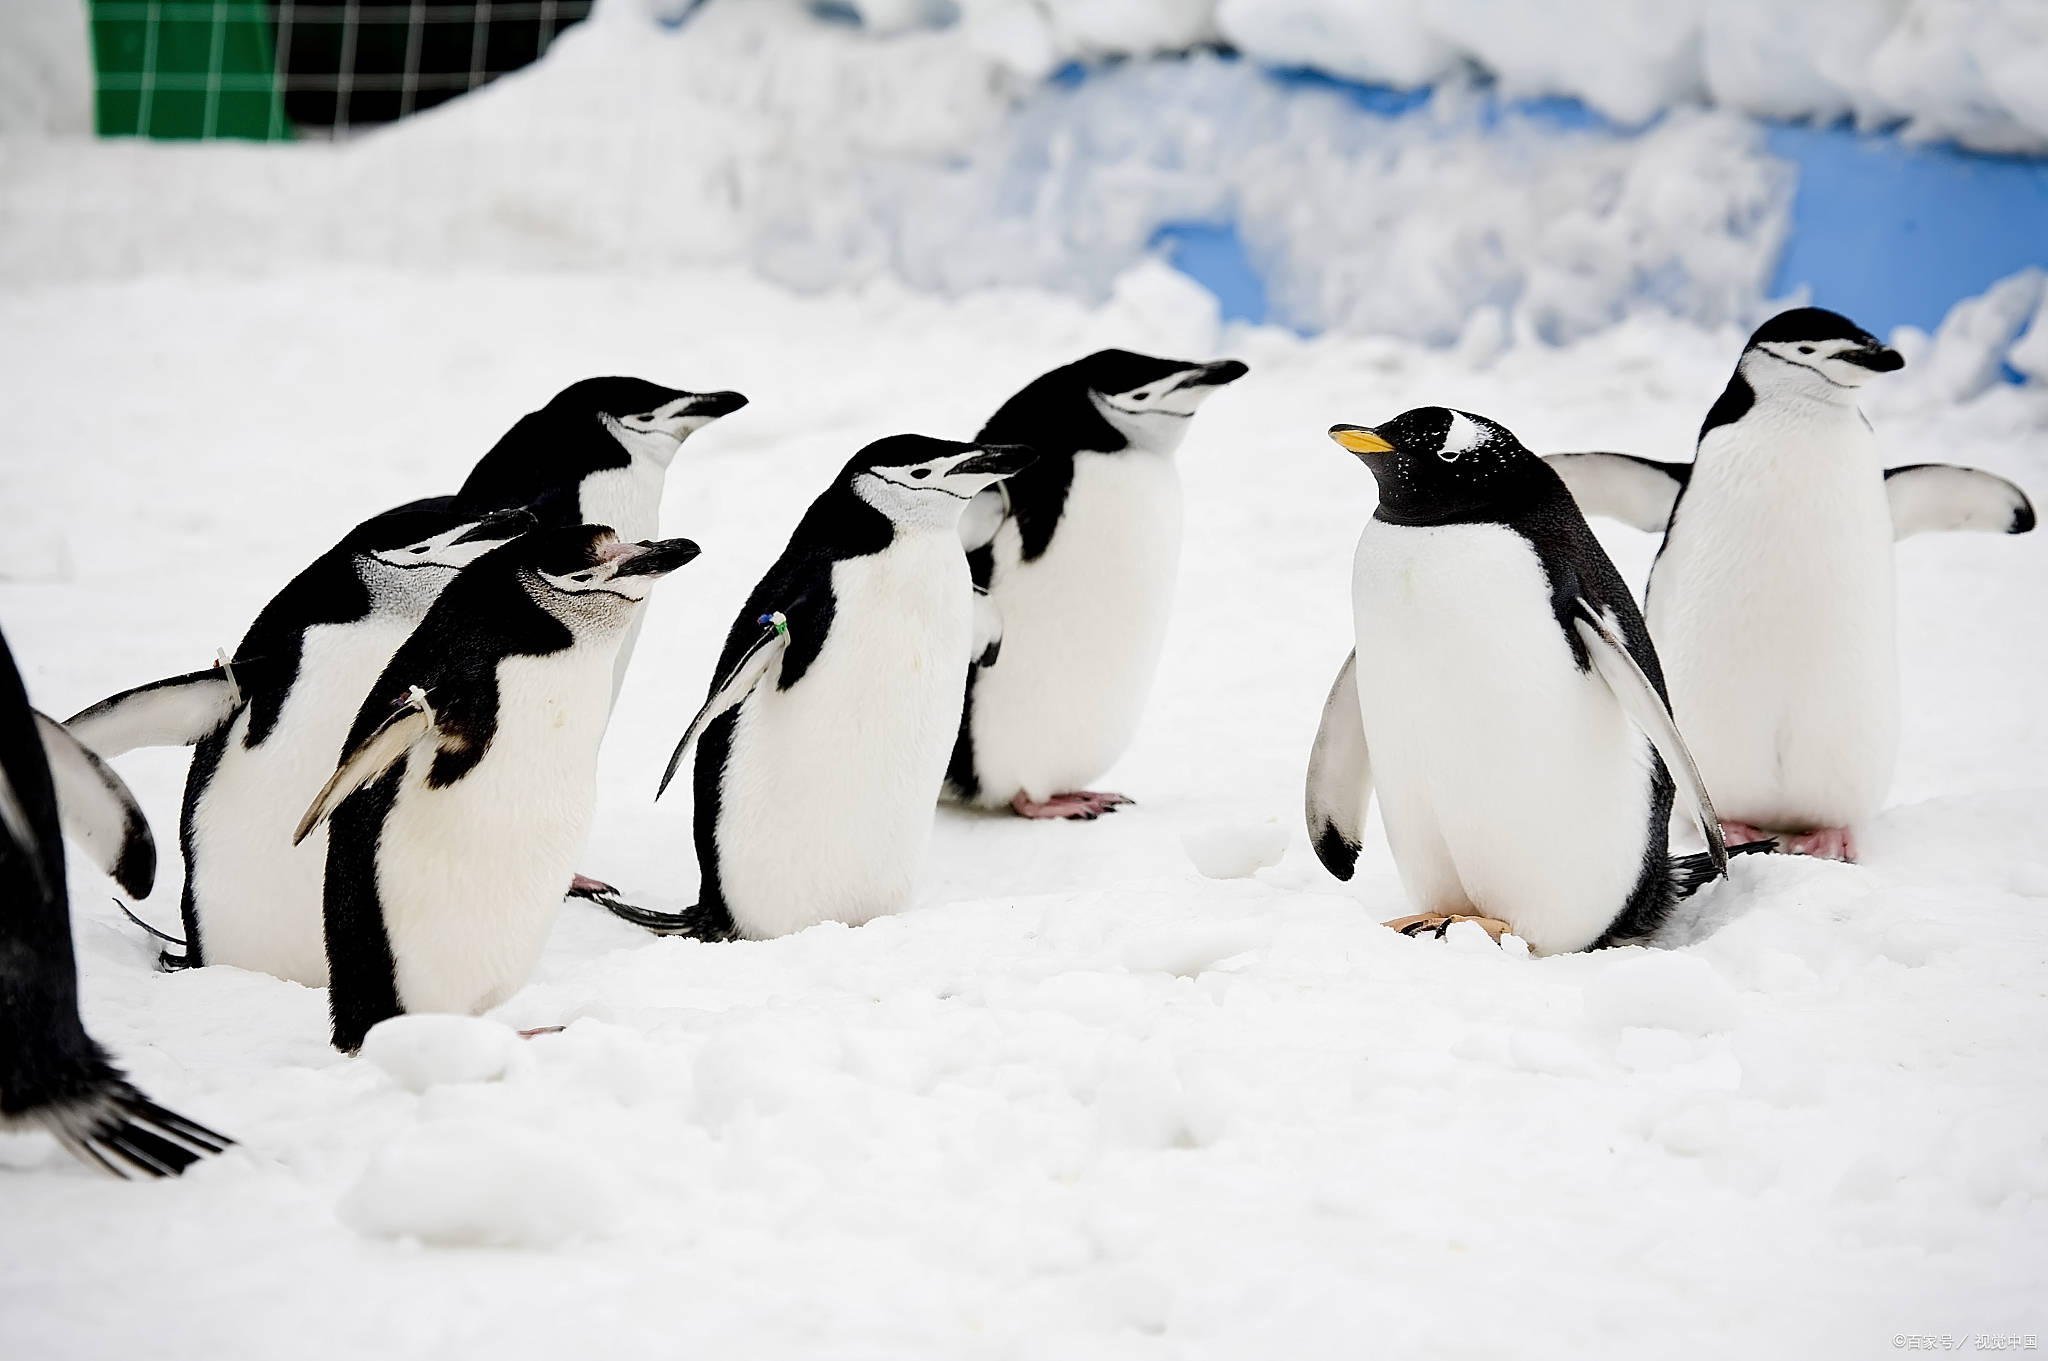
[849,435,1036,521]
[1742,307,1903,392]
[1082,351,1249,452]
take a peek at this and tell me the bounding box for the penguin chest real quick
[1647,411,1898,828]
[578,460,665,543]
[1351,521,1653,955]
[189,614,417,985]
[376,646,614,1017]
[967,451,1183,800]
[715,536,972,938]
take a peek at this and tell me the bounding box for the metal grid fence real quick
[90,0,595,139]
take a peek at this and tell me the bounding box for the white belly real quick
[1646,410,1897,830]
[965,451,1181,803]
[1352,521,1653,956]
[188,615,417,985]
[378,646,616,1017]
[715,536,972,938]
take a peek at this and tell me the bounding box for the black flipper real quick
[596,894,736,942]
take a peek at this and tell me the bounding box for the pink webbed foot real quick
[1719,822,1775,847]
[566,873,618,901]
[1783,826,1857,862]
[519,1026,566,1039]
[1010,791,1133,821]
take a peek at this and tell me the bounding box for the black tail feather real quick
[1671,838,1777,901]
[39,1079,234,1179]
[111,896,188,949]
[589,893,735,942]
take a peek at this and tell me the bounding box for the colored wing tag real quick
[1572,600,1727,874]
[656,613,790,800]
[65,666,244,757]
[1304,649,1374,881]
[293,686,437,845]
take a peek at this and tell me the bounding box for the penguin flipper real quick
[1304,650,1373,881]
[972,587,1003,668]
[1544,453,1690,533]
[1884,463,2037,540]
[293,691,436,845]
[33,712,157,898]
[656,620,789,800]
[0,758,43,894]
[1571,600,1727,875]
[65,668,241,758]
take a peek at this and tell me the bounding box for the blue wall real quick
[1139,62,2048,345]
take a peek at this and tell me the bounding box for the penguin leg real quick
[1782,826,1857,862]
[1010,791,1132,820]
[1383,913,1516,943]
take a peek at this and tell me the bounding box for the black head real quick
[844,435,1037,523]
[985,349,1248,455]
[1741,307,1903,390]
[500,524,702,611]
[544,376,750,439]
[1330,407,1553,526]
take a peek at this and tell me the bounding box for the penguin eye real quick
[1798,345,1815,355]
[409,545,429,554]
[571,572,593,582]
[911,468,931,479]
[1131,391,1151,401]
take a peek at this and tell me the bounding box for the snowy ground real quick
[0,260,2044,1358]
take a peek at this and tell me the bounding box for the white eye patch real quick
[1439,411,1485,461]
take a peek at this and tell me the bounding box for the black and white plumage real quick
[1305,408,1743,956]
[944,350,1247,819]
[66,502,531,982]
[0,625,231,1177]
[1546,307,2036,858]
[457,377,746,704]
[608,436,1035,943]
[298,527,702,1053]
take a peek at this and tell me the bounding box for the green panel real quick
[88,0,291,140]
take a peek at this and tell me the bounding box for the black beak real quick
[453,506,537,545]
[611,537,703,578]
[954,444,1037,478]
[1188,358,1249,387]
[686,390,749,418]
[1841,344,1904,373]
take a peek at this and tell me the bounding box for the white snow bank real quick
[858,0,2048,153]
[0,0,1789,344]
[359,1015,526,1092]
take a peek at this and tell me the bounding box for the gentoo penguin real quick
[67,502,532,982]
[295,527,701,1053]
[1545,307,2036,860]
[456,377,747,704]
[1305,409,1749,956]
[944,350,1247,819]
[604,435,1036,941]
[0,625,231,1176]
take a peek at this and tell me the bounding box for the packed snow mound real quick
[340,1120,624,1246]
[848,0,2048,154]
[0,0,1787,343]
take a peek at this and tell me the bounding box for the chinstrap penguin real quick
[0,625,231,1176]
[297,526,702,1053]
[1546,307,2036,861]
[945,349,1247,819]
[67,503,532,982]
[1305,408,1751,956]
[606,436,1036,941]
